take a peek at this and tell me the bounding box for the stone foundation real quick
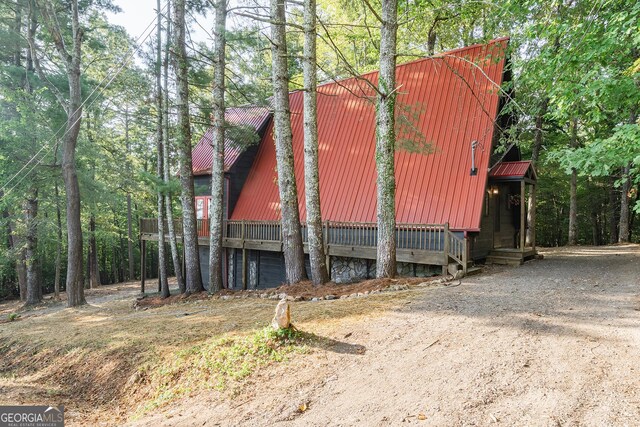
[331,257,371,283]
[227,251,443,289]
[330,257,440,283]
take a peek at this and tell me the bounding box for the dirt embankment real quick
[2,245,639,426]
[132,245,640,427]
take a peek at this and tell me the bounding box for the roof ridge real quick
[305,37,510,94]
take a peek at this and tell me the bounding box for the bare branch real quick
[360,0,383,24]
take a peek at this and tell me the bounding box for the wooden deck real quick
[140,218,469,273]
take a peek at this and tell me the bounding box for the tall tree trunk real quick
[375,0,398,278]
[162,0,185,293]
[618,110,636,243]
[63,2,85,306]
[608,176,619,244]
[591,209,599,246]
[526,98,547,246]
[54,182,62,298]
[618,163,631,243]
[125,108,135,281]
[89,214,99,288]
[156,0,169,298]
[208,0,226,292]
[303,0,328,285]
[270,0,307,284]
[13,0,22,67]
[7,207,27,300]
[568,118,578,246]
[24,187,41,305]
[16,247,27,300]
[173,0,204,293]
[29,0,86,306]
[115,210,125,283]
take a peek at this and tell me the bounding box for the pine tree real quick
[375,0,398,278]
[303,0,328,285]
[270,0,307,284]
[173,0,204,293]
[208,0,226,292]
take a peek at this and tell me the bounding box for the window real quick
[196,198,204,219]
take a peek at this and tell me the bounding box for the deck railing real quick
[140,218,467,271]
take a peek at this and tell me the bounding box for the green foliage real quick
[138,326,308,413]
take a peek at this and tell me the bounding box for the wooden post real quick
[241,220,247,290]
[520,180,526,253]
[324,221,331,278]
[442,223,450,276]
[140,239,146,294]
[462,235,468,274]
[531,184,536,253]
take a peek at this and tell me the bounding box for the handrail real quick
[140,217,467,272]
[446,231,467,271]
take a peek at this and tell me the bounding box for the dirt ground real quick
[131,245,640,427]
[1,245,639,426]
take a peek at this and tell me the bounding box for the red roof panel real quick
[490,161,533,179]
[192,106,270,175]
[231,38,509,231]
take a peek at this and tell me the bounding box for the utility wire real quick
[1,1,167,197]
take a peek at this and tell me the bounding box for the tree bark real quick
[89,213,99,288]
[156,0,169,298]
[13,0,22,67]
[24,187,41,305]
[30,0,86,306]
[375,0,398,278]
[568,118,578,246]
[270,0,307,284]
[526,98,547,246]
[54,182,62,298]
[162,0,185,293]
[608,176,619,244]
[303,0,328,285]
[125,108,135,281]
[8,216,27,301]
[618,163,631,243]
[173,0,204,293]
[208,0,226,292]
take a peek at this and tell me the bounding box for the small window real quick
[196,198,204,219]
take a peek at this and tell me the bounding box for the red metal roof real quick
[490,161,534,179]
[231,38,509,231]
[192,106,271,175]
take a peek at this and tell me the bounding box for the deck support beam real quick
[520,180,526,253]
[140,239,146,294]
[530,184,536,253]
[241,221,247,290]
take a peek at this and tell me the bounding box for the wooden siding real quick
[226,143,261,217]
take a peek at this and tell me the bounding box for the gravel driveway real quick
[134,245,640,427]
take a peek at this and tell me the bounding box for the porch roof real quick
[489,161,537,183]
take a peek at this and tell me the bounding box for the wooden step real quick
[486,255,523,266]
[489,250,526,259]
